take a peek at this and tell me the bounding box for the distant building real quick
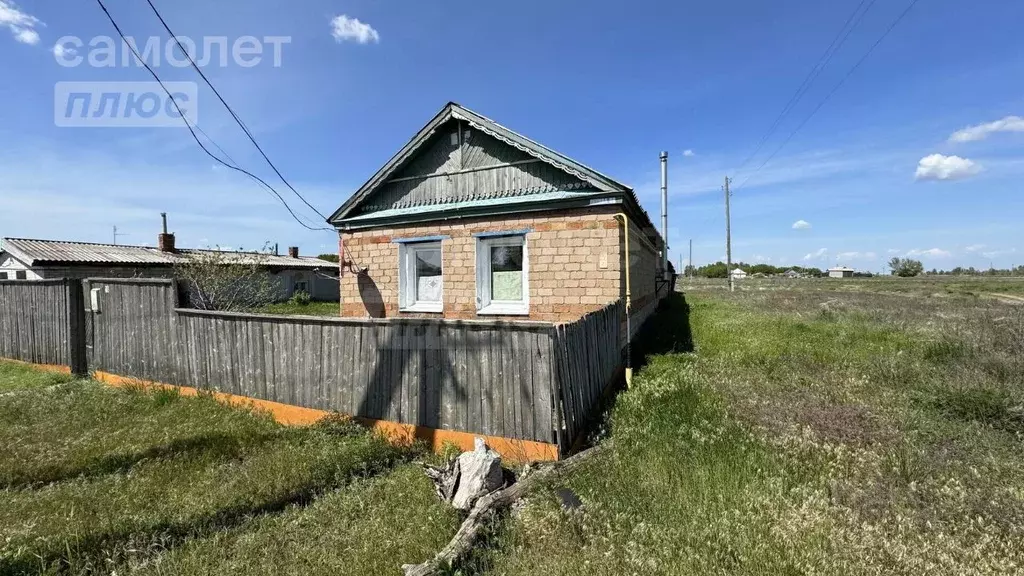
[730,268,748,280]
[0,227,340,301]
[827,265,855,278]
[783,269,802,279]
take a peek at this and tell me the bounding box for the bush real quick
[290,290,312,306]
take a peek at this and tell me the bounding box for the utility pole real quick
[689,238,693,278]
[724,176,733,292]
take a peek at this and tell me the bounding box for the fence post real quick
[65,279,88,377]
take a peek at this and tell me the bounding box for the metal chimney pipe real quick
[660,151,668,274]
[161,212,168,234]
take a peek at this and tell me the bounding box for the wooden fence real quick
[0,279,85,372]
[553,302,623,449]
[2,278,625,453]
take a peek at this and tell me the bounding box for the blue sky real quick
[1,0,1021,270]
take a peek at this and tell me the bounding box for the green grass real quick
[0,375,430,575]
[133,465,460,576]
[477,290,1024,575]
[0,361,76,392]
[256,301,340,316]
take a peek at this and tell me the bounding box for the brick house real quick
[329,103,670,329]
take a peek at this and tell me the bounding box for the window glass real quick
[400,241,443,311]
[15,271,26,280]
[490,244,523,301]
[0,272,7,280]
[415,247,442,302]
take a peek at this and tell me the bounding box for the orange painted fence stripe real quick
[93,371,559,462]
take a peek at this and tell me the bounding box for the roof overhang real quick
[336,191,624,231]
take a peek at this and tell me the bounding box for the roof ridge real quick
[3,238,317,258]
[450,103,633,191]
[3,237,156,250]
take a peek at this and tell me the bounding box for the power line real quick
[191,122,325,230]
[732,0,879,179]
[92,0,331,232]
[734,0,921,192]
[145,0,330,222]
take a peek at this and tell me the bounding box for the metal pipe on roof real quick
[660,151,668,275]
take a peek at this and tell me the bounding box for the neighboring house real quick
[827,265,855,278]
[329,102,670,327]
[783,269,802,279]
[730,268,748,280]
[0,234,340,301]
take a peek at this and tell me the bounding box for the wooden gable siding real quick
[356,123,593,214]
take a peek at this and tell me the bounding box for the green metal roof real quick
[341,190,608,226]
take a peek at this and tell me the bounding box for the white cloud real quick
[752,254,771,263]
[965,244,986,253]
[915,154,981,181]
[52,42,76,59]
[682,149,695,157]
[791,219,811,230]
[330,15,379,44]
[803,248,828,261]
[905,248,952,258]
[887,248,901,254]
[836,251,877,262]
[949,116,1024,143]
[0,0,42,45]
[981,248,1017,259]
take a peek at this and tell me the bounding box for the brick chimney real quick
[158,212,176,253]
[287,246,299,258]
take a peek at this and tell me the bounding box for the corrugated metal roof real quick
[1,238,333,270]
[344,190,601,223]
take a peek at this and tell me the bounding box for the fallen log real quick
[402,441,610,576]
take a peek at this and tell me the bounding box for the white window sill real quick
[400,302,443,314]
[477,303,529,316]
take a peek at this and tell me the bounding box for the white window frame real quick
[399,241,443,313]
[476,235,529,316]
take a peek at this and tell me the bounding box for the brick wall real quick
[626,218,665,337]
[339,206,629,322]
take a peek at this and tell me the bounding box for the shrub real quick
[290,290,312,306]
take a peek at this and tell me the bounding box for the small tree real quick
[888,257,924,278]
[174,246,284,311]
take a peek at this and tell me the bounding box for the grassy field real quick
[680,274,1024,298]
[4,276,1023,575]
[0,374,457,575]
[477,282,1024,575]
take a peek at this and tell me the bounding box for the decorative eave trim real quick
[337,194,624,232]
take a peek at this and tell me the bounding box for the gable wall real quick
[356,124,593,215]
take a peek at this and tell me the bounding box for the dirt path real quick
[989,292,1024,305]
